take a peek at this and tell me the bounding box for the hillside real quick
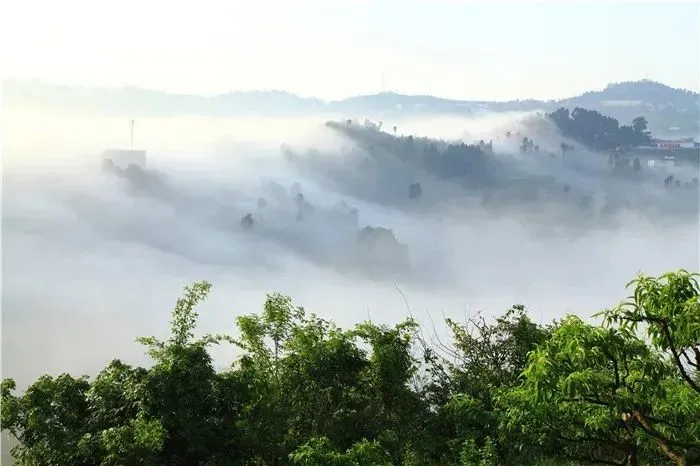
[558,80,699,137]
[565,80,697,107]
[1,80,326,117]
[3,78,698,134]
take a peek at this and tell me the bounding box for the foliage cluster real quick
[2,271,699,465]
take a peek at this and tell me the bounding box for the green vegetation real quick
[2,271,699,465]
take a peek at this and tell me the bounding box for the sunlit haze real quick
[2,1,700,464]
[2,0,699,100]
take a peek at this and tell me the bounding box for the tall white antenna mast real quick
[129,119,134,149]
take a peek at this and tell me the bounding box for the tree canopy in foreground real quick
[2,271,699,465]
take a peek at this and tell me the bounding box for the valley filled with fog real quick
[2,109,698,389]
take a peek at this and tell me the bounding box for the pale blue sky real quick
[2,0,698,101]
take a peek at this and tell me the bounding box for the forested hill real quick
[2,271,699,465]
[547,107,653,150]
[556,80,700,138]
[4,79,698,134]
[559,80,698,112]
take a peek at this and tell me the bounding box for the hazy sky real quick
[2,0,699,101]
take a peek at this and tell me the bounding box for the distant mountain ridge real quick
[3,78,699,135]
[562,80,698,108]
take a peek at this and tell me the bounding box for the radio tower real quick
[129,119,135,149]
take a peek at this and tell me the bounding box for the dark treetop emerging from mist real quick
[547,107,652,150]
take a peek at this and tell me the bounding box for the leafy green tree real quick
[599,270,700,394]
[501,271,700,465]
[79,360,163,465]
[424,306,553,465]
[230,293,369,461]
[2,281,231,466]
[350,320,428,464]
[136,281,237,465]
[227,292,429,464]
[1,375,95,465]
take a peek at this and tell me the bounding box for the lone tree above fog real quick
[632,116,649,133]
[633,157,642,171]
[560,142,572,162]
[548,107,652,151]
[408,182,422,201]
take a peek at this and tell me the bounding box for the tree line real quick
[328,120,501,187]
[547,107,653,151]
[331,109,657,190]
[2,270,698,465]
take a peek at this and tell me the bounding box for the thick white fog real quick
[2,108,699,391]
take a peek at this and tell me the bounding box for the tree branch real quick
[633,410,690,465]
[660,324,700,394]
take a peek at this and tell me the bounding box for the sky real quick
[1,0,699,101]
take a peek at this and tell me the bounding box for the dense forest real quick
[323,120,500,187]
[547,107,652,151]
[2,270,698,465]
